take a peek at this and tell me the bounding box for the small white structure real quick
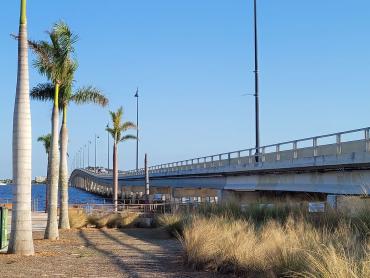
[35,176,47,183]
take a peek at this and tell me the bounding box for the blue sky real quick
[1,0,370,178]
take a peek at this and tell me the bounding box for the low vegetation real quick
[68,208,88,228]
[69,209,140,229]
[158,202,370,277]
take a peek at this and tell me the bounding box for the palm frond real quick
[52,21,78,59]
[71,87,108,107]
[120,134,137,142]
[107,107,135,144]
[30,83,54,102]
[120,121,136,132]
[30,83,70,110]
[37,134,52,153]
[29,22,77,86]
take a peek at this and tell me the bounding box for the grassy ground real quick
[157,202,370,277]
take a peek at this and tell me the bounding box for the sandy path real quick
[0,228,224,278]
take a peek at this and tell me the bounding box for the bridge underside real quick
[70,166,370,206]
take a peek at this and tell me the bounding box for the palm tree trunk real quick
[45,152,50,212]
[45,84,60,240]
[59,106,70,229]
[8,0,34,255]
[113,142,118,212]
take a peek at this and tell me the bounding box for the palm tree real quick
[37,134,51,212]
[28,22,77,240]
[106,107,136,212]
[8,0,34,255]
[31,83,108,228]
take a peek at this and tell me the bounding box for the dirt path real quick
[0,228,223,278]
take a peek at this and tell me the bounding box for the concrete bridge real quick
[70,127,370,206]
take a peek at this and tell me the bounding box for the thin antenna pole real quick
[107,124,110,170]
[254,0,260,161]
[135,88,139,170]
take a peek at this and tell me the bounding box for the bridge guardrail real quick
[122,127,370,176]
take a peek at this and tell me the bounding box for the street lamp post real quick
[95,134,99,173]
[253,0,260,162]
[134,88,139,170]
[88,141,91,167]
[83,145,86,168]
[106,123,110,171]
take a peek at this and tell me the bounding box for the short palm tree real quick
[29,22,77,240]
[37,134,51,212]
[31,83,108,228]
[106,107,136,212]
[8,0,34,255]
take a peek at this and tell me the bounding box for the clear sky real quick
[1,1,370,178]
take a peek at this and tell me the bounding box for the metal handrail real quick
[124,126,370,176]
[72,127,370,177]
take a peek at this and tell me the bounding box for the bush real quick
[69,208,88,228]
[88,212,139,228]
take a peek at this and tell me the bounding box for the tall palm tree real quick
[31,83,108,228]
[28,22,77,240]
[106,107,136,212]
[8,0,34,255]
[37,134,51,212]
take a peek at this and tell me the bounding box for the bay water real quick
[0,184,110,211]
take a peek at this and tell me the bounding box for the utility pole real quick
[95,135,99,173]
[253,0,260,162]
[144,153,150,201]
[106,123,110,170]
[88,141,91,167]
[80,148,82,168]
[134,88,139,170]
[83,144,86,168]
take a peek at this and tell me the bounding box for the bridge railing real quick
[122,127,370,176]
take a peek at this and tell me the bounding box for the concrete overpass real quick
[70,127,370,205]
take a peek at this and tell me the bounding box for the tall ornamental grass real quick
[160,202,370,277]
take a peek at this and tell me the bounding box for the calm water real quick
[0,184,110,211]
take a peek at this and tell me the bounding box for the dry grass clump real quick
[88,212,139,228]
[155,213,189,236]
[178,205,370,277]
[69,208,88,228]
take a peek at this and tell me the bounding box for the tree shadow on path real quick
[78,229,140,278]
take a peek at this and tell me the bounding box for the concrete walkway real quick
[7,212,48,232]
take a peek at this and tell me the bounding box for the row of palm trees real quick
[9,0,136,255]
[28,21,109,240]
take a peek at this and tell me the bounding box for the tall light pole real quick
[95,134,99,173]
[88,141,91,167]
[253,0,260,162]
[134,88,139,170]
[83,145,86,168]
[106,123,110,170]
